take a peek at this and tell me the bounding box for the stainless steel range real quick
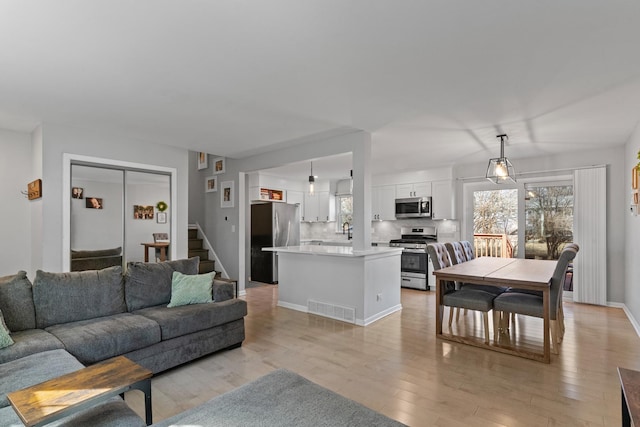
[389,226,437,291]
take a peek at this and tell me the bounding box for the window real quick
[336,195,353,232]
[473,189,518,257]
[465,177,573,261]
[524,182,573,260]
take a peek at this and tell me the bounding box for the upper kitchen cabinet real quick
[372,185,396,221]
[249,186,285,202]
[431,180,454,219]
[286,190,304,221]
[303,191,335,222]
[396,181,431,198]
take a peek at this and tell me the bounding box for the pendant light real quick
[308,162,315,195]
[486,134,516,184]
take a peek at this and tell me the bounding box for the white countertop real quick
[263,245,403,257]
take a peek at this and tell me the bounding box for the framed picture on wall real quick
[71,187,84,199]
[157,212,167,224]
[221,181,234,208]
[212,157,225,174]
[205,176,217,193]
[197,152,208,170]
[86,197,103,209]
[133,205,154,219]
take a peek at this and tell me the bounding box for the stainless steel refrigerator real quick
[251,202,300,284]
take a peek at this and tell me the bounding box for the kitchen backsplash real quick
[301,218,460,243]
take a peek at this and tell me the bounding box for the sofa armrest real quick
[213,278,237,302]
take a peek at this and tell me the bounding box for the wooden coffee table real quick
[7,356,152,426]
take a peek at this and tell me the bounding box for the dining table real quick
[141,242,169,262]
[434,256,558,363]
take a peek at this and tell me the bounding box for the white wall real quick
[625,125,640,323]
[0,129,33,277]
[38,123,189,272]
[70,179,123,251]
[30,126,43,277]
[453,145,626,303]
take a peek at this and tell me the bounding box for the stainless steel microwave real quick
[395,197,432,218]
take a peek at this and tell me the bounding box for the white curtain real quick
[573,167,607,305]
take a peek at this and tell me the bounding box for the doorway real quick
[464,176,574,292]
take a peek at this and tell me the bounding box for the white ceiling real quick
[2,1,640,179]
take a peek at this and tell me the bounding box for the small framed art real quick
[71,187,84,199]
[157,212,167,224]
[205,176,217,192]
[86,197,103,209]
[133,205,154,219]
[197,152,208,170]
[221,180,234,208]
[212,157,225,174]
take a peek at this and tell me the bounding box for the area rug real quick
[154,368,406,426]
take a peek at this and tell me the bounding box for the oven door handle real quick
[403,249,426,253]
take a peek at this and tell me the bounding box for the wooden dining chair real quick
[491,245,578,354]
[427,243,496,344]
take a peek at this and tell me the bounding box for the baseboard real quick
[610,302,640,338]
[362,304,403,326]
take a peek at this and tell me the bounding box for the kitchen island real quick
[263,245,403,326]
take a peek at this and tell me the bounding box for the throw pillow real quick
[167,271,215,308]
[0,309,14,349]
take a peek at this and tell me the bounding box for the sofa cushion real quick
[0,396,146,427]
[0,349,83,408]
[124,257,199,311]
[33,266,126,329]
[167,271,214,308]
[134,298,248,341]
[0,270,36,331]
[45,313,161,365]
[0,310,12,349]
[0,328,65,364]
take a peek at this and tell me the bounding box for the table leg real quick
[622,386,631,427]
[132,379,153,426]
[144,246,149,263]
[160,246,166,262]
[542,287,550,363]
[436,277,443,336]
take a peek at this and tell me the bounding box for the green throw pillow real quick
[0,309,14,349]
[167,271,215,308]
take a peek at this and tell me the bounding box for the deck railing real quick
[473,234,514,258]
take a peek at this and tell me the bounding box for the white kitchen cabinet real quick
[286,190,304,221]
[303,191,335,222]
[396,181,431,198]
[372,185,396,221]
[431,180,454,219]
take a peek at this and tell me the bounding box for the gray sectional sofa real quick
[0,257,247,426]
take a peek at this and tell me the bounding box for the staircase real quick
[188,228,215,274]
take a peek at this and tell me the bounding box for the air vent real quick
[308,300,356,324]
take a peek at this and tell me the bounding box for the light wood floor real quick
[126,285,640,426]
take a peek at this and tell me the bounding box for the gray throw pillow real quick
[167,271,215,307]
[0,309,14,349]
[0,271,36,331]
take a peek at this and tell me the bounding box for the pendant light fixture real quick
[308,161,315,195]
[486,134,516,184]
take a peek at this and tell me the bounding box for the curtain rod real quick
[456,164,607,182]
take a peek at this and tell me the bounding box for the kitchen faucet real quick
[342,221,352,240]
